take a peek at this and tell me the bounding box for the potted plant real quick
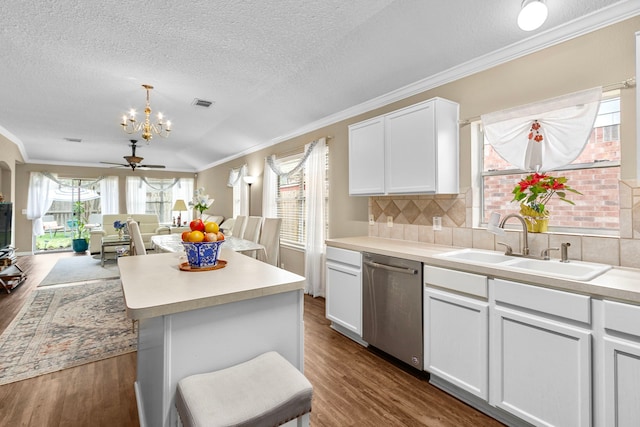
[511,172,582,232]
[71,200,90,252]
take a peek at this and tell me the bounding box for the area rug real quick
[38,255,120,287]
[0,279,136,385]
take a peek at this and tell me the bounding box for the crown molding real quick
[198,1,640,172]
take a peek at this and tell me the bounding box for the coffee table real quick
[101,235,132,267]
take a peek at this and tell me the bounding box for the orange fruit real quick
[204,222,219,234]
[188,230,205,242]
[181,231,191,242]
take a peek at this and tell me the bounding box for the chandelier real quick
[120,84,171,143]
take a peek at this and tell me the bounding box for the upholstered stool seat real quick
[176,351,312,427]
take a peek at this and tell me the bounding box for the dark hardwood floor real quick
[0,252,503,426]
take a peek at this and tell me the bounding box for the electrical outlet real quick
[368,214,374,226]
[387,216,393,227]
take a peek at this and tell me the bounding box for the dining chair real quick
[241,216,263,258]
[128,220,146,256]
[257,217,282,266]
[231,215,247,237]
[242,216,262,243]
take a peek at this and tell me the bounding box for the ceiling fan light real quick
[517,0,548,31]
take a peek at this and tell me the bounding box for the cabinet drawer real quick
[492,279,590,324]
[424,265,487,298]
[326,247,361,268]
[604,300,640,337]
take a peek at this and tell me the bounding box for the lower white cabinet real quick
[602,300,640,427]
[325,247,362,337]
[424,286,489,400]
[490,279,592,427]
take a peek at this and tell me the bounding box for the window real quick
[275,148,329,246]
[479,95,621,233]
[142,178,179,224]
[126,177,193,223]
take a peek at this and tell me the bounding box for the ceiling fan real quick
[101,140,166,171]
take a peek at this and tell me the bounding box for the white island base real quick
[118,251,306,427]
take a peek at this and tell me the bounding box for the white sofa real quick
[89,214,169,254]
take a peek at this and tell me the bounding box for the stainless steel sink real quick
[434,248,612,281]
[503,257,612,281]
[434,248,516,264]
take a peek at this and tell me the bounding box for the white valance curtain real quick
[263,137,326,296]
[481,87,602,172]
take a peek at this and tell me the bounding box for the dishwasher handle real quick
[363,260,418,275]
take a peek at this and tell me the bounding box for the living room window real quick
[35,175,118,252]
[125,177,194,224]
[274,146,329,246]
[477,94,621,234]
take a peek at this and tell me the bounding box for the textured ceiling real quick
[1,0,637,172]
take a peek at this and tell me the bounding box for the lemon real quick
[204,222,219,234]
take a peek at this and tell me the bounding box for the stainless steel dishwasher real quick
[362,252,423,370]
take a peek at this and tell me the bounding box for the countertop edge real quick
[326,236,640,305]
[124,280,304,320]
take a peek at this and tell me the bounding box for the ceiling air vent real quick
[64,137,82,143]
[192,98,214,108]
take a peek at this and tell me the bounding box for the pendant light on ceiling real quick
[517,0,548,31]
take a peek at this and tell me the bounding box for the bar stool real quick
[176,351,312,427]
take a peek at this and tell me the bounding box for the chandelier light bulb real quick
[517,0,548,31]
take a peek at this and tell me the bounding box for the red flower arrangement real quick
[512,172,582,216]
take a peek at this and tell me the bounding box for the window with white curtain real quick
[126,177,194,223]
[228,165,247,217]
[478,93,621,233]
[275,149,329,246]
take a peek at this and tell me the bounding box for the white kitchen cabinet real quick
[325,246,363,340]
[602,300,640,427]
[348,97,459,196]
[424,281,489,400]
[490,278,592,427]
[348,116,385,195]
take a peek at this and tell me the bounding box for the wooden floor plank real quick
[0,252,503,426]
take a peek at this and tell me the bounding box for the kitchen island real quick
[118,250,306,427]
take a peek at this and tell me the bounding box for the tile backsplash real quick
[368,180,640,269]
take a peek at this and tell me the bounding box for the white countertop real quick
[327,236,640,304]
[118,249,305,320]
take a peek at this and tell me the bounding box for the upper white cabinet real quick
[348,97,459,196]
[348,116,385,195]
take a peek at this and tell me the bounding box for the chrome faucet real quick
[560,242,571,262]
[498,213,529,256]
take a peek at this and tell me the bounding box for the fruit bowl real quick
[182,240,224,268]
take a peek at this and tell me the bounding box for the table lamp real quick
[173,199,188,226]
